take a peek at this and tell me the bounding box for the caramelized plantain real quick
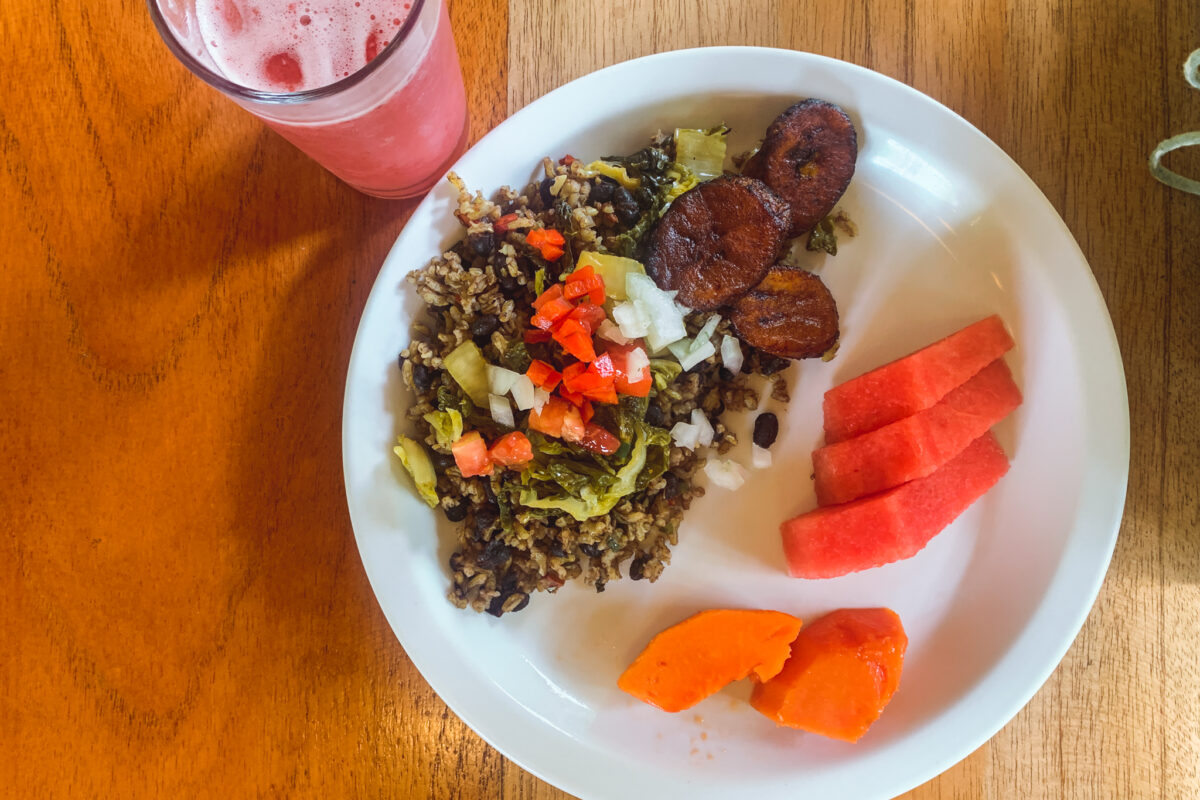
[645,175,790,311]
[743,99,858,236]
[730,265,839,359]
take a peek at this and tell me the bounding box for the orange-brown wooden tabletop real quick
[3,0,1199,797]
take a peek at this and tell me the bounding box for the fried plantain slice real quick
[743,99,858,236]
[645,175,791,310]
[730,265,839,359]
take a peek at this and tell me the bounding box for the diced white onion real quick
[752,444,773,469]
[532,387,551,413]
[487,365,520,396]
[489,393,514,428]
[613,300,651,338]
[693,314,722,350]
[510,374,536,410]
[691,408,715,447]
[669,338,716,371]
[670,421,700,450]
[721,335,744,374]
[704,458,747,491]
[627,273,688,351]
[596,319,629,344]
[626,346,650,383]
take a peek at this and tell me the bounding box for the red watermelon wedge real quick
[813,359,1022,505]
[782,432,1010,579]
[822,316,1014,443]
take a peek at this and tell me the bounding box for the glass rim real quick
[145,0,429,105]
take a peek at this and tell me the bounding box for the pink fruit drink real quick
[194,0,467,196]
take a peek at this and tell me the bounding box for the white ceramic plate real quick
[342,48,1128,800]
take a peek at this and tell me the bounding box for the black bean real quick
[590,176,617,202]
[549,540,567,558]
[753,412,780,449]
[431,450,455,472]
[539,177,556,207]
[718,367,735,382]
[497,269,519,294]
[611,186,640,226]
[662,472,684,500]
[507,592,530,613]
[472,504,500,540]
[443,500,468,523]
[644,404,667,429]
[629,555,647,581]
[485,594,507,617]
[467,229,494,256]
[476,537,510,569]
[411,362,435,392]
[448,552,464,572]
[594,580,607,593]
[470,314,500,339]
[580,542,602,558]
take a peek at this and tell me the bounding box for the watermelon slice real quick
[822,316,1014,443]
[782,432,1010,578]
[813,359,1022,505]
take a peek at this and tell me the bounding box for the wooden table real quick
[4,0,1198,796]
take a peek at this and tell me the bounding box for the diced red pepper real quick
[579,399,595,424]
[565,265,606,305]
[607,343,653,397]
[559,154,578,166]
[527,228,567,262]
[523,329,552,344]
[558,387,586,407]
[580,423,620,455]
[582,384,619,404]
[531,296,576,330]
[488,431,533,467]
[567,302,607,334]
[561,353,618,404]
[526,359,563,391]
[555,327,596,363]
[590,353,615,379]
[451,431,493,477]
[494,212,519,235]
[532,283,564,310]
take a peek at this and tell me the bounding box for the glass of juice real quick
[148,0,469,199]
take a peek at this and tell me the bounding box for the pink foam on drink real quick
[196,0,412,92]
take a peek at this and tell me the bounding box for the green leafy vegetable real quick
[393,436,439,508]
[649,358,683,392]
[421,409,463,447]
[674,125,728,180]
[436,384,474,418]
[806,216,839,255]
[533,267,546,297]
[499,338,532,373]
[518,424,658,521]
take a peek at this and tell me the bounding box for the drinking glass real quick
[148,0,469,198]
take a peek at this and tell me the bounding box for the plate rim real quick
[342,45,1130,800]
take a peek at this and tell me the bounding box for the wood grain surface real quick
[2,0,1198,797]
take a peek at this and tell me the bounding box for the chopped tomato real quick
[494,212,519,235]
[567,302,607,334]
[607,343,653,397]
[559,154,578,166]
[582,384,618,404]
[528,396,569,438]
[451,431,493,477]
[561,362,590,392]
[580,423,621,455]
[526,359,563,391]
[523,329,552,344]
[579,399,595,423]
[561,403,585,443]
[527,228,567,262]
[488,431,533,467]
